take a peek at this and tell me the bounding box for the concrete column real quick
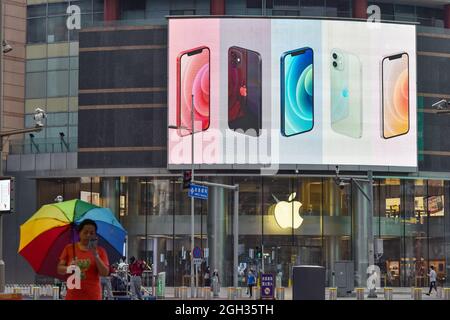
[104,0,120,21]
[324,179,341,286]
[121,178,141,261]
[207,177,229,286]
[445,5,450,29]
[352,180,371,287]
[352,0,368,19]
[101,177,120,218]
[210,0,225,15]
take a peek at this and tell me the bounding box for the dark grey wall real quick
[417,27,450,172]
[4,173,37,284]
[78,26,168,168]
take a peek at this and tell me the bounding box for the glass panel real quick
[47,57,70,71]
[69,112,78,125]
[28,4,47,18]
[70,0,93,13]
[69,30,79,42]
[93,0,105,12]
[26,59,47,73]
[46,112,69,126]
[46,126,68,138]
[69,57,79,70]
[47,16,68,42]
[48,2,69,16]
[27,18,47,43]
[26,72,47,99]
[395,4,416,23]
[300,0,325,16]
[81,13,93,27]
[325,0,350,17]
[273,0,298,7]
[93,13,104,22]
[47,70,69,97]
[69,126,78,138]
[70,70,79,97]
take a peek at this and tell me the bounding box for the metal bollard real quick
[437,287,443,299]
[276,287,285,300]
[32,286,40,300]
[52,286,60,300]
[180,286,188,300]
[443,288,450,300]
[203,287,211,300]
[227,287,236,300]
[413,288,422,300]
[235,287,242,300]
[251,286,261,300]
[174,287,180,298]
[355,288,365,300]
[384,288,393,300]
[329,288,337,300]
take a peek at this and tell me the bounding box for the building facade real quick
[3,0,450,289]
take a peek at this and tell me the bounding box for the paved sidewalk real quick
[159,286,447,300]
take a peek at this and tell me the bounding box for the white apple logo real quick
[272,192,303,229]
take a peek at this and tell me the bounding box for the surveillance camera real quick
[33,108,47,127]
[295,169,299,174]
[432,99,448,110]
[335,165,340,176]
[339,180,346,190]
[54,195,64,203]
[2,41,12,54]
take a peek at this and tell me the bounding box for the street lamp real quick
[168,94,196,298]
[0,107,47,293]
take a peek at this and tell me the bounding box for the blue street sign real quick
[188,184,208,200]
[261,273,275,300]
[193,246,202,259]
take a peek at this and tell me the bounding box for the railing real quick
[9,138,77,154]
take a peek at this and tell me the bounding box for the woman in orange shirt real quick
[57,219,110,300]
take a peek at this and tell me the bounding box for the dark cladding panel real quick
[417,55,450,94]
[78,108,167,148]
[79,91,167,106]
[79,28,167,48]
[417,35,450,55]
[79,49,167,89]
[78,26,168,169]
[78,150,167,168]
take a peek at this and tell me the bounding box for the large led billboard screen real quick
[167,18,417,170]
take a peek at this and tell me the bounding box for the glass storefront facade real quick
[36,175,450,288]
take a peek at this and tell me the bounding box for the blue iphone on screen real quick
[281,47,314,137]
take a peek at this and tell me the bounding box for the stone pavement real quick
[159,286,447,300]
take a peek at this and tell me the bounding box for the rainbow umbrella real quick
[18,199,126,279]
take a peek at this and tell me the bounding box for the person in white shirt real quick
[426,266,438,296]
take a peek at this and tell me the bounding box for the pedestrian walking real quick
[129,256,146,300]
[212,269,220,297]
[247,269,256,298]
[204,267,211,287]
[426,266,438,296]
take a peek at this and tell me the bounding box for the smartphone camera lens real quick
[332,53,338,60]
[333,61,338,68]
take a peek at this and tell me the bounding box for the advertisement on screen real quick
[0,179,11,212]
[167,18,417,170]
